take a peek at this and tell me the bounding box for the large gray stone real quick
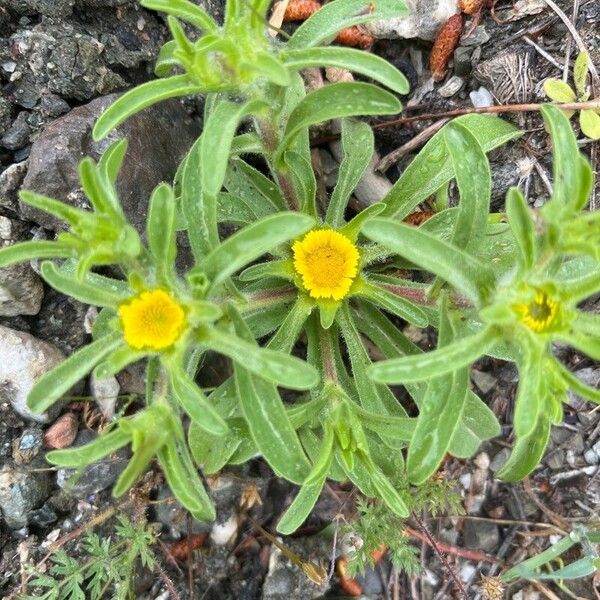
[0,216,44,316]
[0,324,65,422]
[0,465,51,529]
[21,93,199,234]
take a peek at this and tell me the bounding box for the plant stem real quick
[373,99,600,129]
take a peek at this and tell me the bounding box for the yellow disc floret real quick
[513,289,559,333]
[119,289,186,350]
[292,229,359,301]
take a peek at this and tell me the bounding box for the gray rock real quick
[261,534,328,600]
[0,161,28,212]
[12,427,43,464]
[438,75,464,98]
[6,0,74,17]
[21,93,199,234]
[453,47,473,77]
[0,260,44,317]
[56,430,129,497]
[460,26,490,47]
[29,503,58,528]
[39,94,71,118]
[365,0,459,41]
[567,368,600,408]
[1,112,31,150]
[0,464,51,529]
[463,519,500,552]
[0,96,14,135]
[584,448,599,465]
[0,325,66,422]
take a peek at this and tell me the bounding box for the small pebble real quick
[583,449,598,465]
[470,86,494,108]
[12,428,43,464]
[438,75,464,97]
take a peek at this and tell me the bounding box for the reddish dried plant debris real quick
[283,0,321,21]
[166,533,208,561]
[429,14,464,81]
[458,0,484,15]
[335,26,375,49]
[283,1,374,48]
[335,556,363,596]
[404,210,435,226]
[43,412,78,449]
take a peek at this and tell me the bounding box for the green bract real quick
[2,0,599,548]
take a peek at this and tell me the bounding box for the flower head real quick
[292,229,359,300]
[119,289,186,350]
[512,289,559,333]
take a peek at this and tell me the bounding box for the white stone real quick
[0,325,65,422]
[364,0,459,41]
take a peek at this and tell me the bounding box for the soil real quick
[1,1,599,599]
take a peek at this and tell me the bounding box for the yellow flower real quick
[513,289,559,333]
[119,289,186,350]
[292,229,359,301]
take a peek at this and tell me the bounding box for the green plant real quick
[21,515,157,600]
[346,478,463,578]
[1,0,599,546]
[501,526,600,585]
[544,51,600,139]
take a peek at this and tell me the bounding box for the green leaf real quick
[276,426,334,534]
[40,261,129,308]
[235,369,311,483]
[513,344,543,438]
[448,391,501,457]
[541,104,580,204]
[407,301,470,485]
[277,83,401,162]
[337,304,408,418]
[553,358,600,404]
[326,119,375,228]
[94,345,145,379]
[496,416,551,481]
[98,138,128,185]
[381,115,520,219]
[560,331,600,361]
[246,52,291,87]
[285,151,317,217]
[362,218,496,304]
[356,280,428,327]
[155,40,179,77]
[283,47,409,94]
[580,109,600,140]
[368,329,495,384]
[141,0,217,32]
[506,187,536,271]
[501,535,577,582]
[0,240,73,268]
[231,308,311,483]
[225,158,286,212]
[147,183,176,284]
[27,332,122,414]
[444,122,491,250]
[340,203,386,242]
[46,428,130,467]
[360,454,409,517]
[157,439,216,521]
[543,79,576,103]
[288,0,408,49]
[528,557,597,581]
[574,51,590,98]
[202,327,318,390]
[268,294,314,354]
[19,190,87,226]
[93,75,203,141]
[169,362,228,435]
[197,212,314,288]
